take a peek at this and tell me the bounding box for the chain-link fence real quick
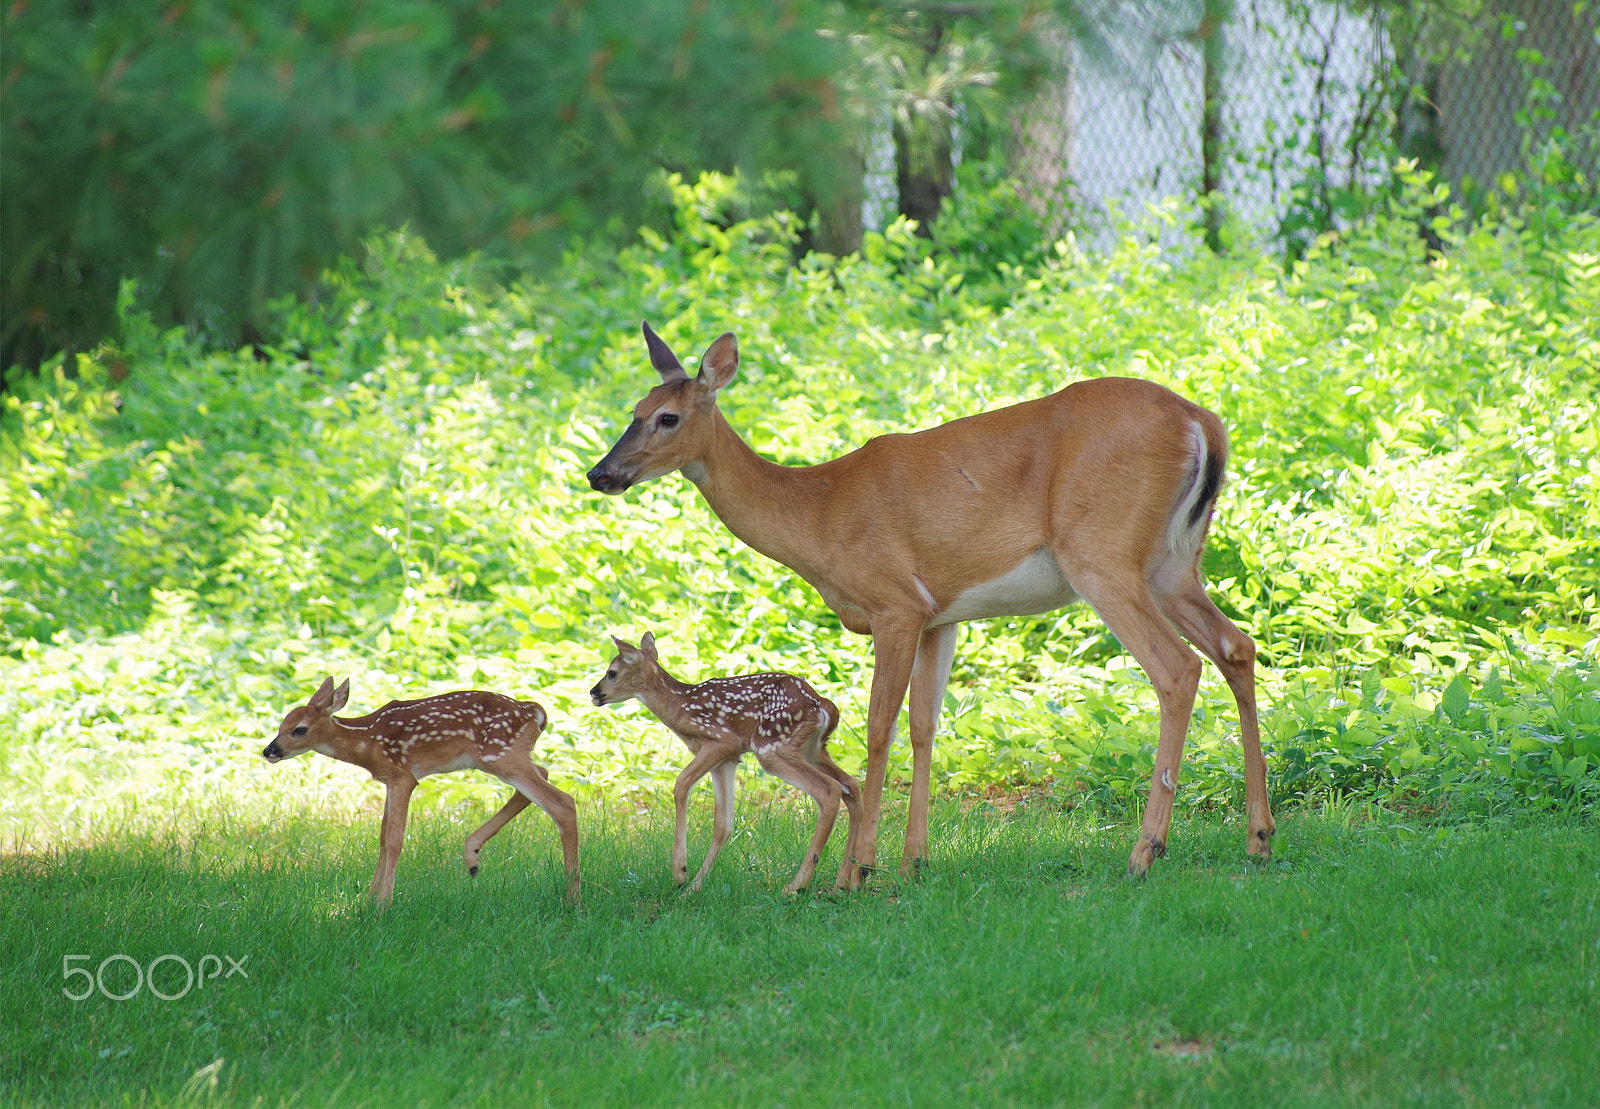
[1035,0,1600,250]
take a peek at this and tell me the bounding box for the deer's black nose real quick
[262,741,283,763]
[587,466,619,492]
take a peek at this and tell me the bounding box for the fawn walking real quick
[263,677,580,904]
[590,633,861,894]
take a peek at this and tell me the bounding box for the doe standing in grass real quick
[590,633,861,895]
[586,322,1273,885]
[263,677,581,905]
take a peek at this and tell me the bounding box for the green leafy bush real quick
[1,169,1596,840]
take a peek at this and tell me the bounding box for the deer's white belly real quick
[414,748,481,777]
[931,547,1078,626]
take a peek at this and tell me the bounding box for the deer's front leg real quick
[673,744,734,888]
[686,759,738,893]
[842,624,919,890]
[370,777,416,904]
[904,623,957,874]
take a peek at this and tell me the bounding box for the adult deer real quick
[263,678,581,904]
[590,632,861,895]
[586,322,1273,888]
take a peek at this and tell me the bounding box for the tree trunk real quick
[1199,0,1230,253]
[812,144,866,257]
[894,115,953,236]
[1008,23,1074,237]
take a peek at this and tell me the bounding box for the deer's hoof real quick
[1127,836,1165,878]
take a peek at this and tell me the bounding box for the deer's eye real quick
[606,669,617,679]
[291,725,308,737]
[657,412,679,429]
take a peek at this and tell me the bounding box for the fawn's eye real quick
[657,412,679,429]
[291,725,308,736]
[606,669,617,679]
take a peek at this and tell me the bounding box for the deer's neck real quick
[687,412,823,572]
[633,669,700,728]
[324,716,391,774]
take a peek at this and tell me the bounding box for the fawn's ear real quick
[639,631,659,660]
[309,676,336,708]
[330,678,351,713]
[610,634,639,661]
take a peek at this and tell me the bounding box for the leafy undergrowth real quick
[1,170,1598,840]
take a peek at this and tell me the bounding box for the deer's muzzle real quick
[586,464,630,494]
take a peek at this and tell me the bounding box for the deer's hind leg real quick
[494,746,582,905]
[466,764,557,876]
[817,750,864,886]
[1154,576,1275,859]
[1058,550,1204,877]
[808,705,863,889]
[757,738,848,895]
[464,792,532,877]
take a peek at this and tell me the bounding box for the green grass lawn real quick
[3,796,1597,1107]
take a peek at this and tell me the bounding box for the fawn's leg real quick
[687,759,739,893]
[371,777,417,904]
[758,749,842,895]
[464,792,532,877]
[499,755,582,905]
[817,750,864,885]
[673,745,736,888]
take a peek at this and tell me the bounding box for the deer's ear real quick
[639,631,658,660]
[610,634,639,661]
[309,677,336,708]
[697,332,738,393]
[642,321,687,383]
[331,679,351,713]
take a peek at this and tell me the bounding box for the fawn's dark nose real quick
[587,466,619,493]
[262,740,283,763]
[589,684,608,706]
